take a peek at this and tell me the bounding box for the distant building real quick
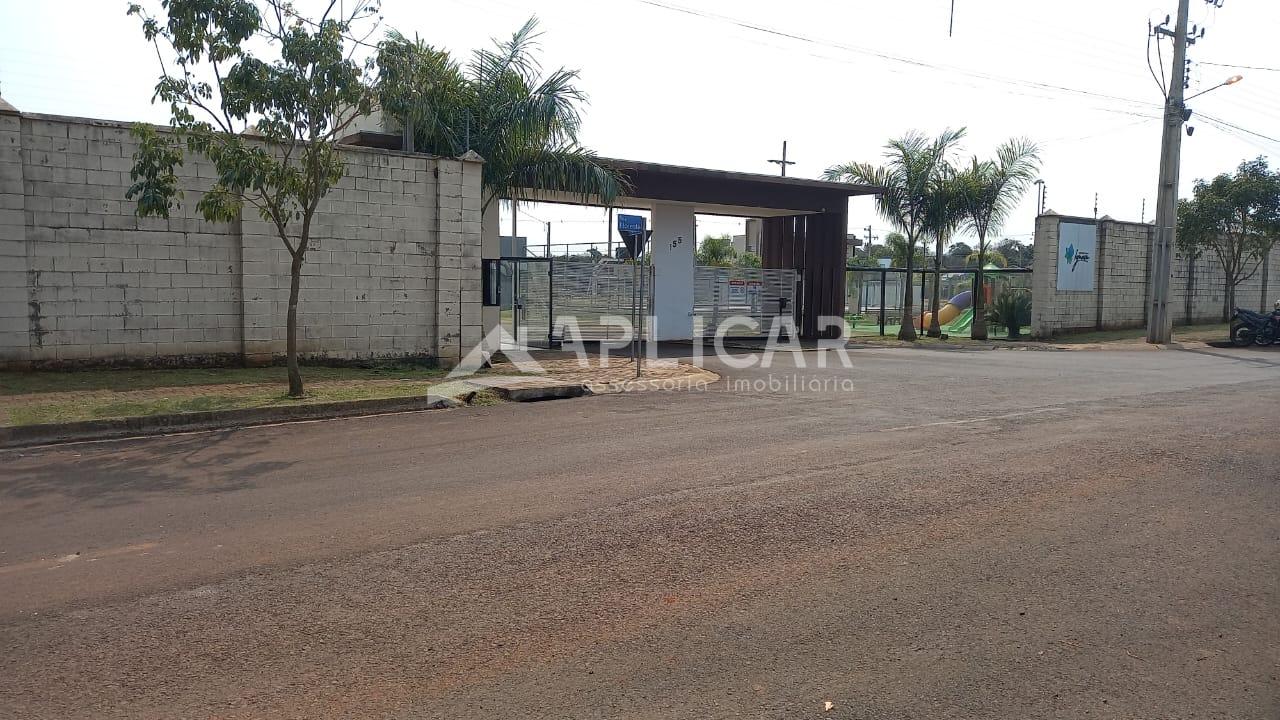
[732,219,764,256]
[845,234,863,261]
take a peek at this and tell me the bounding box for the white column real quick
[649,203,695,341]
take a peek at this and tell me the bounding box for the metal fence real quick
[845,267,1033,337]
[500,258,798,346]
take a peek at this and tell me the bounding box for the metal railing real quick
[845,267,1033,337]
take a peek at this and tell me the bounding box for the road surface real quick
[1,345,1278,718]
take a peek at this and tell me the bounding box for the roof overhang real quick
[338,132,883,217]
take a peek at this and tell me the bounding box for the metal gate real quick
[693,266,797,337]
[500,258,795,347]
[502,258,647,347]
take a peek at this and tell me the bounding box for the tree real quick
[946,241,973,268]
[696,234,737,266]
[377,19,627,211]
[923,169,966,336]
[825,129,965,340]
[1177,157,1280,320]
[995,238,1032,268]
[735,252,762,269]
[881,232,924,267]
[954,138,1040,340]
[126,0,379,397]
[966,248,1007,267]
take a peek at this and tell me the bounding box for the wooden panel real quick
[761,210,847,339]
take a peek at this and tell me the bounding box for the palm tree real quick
[825,129,965,340]
[376,19,628,210]
[923,169,966,336]
[954,138,1040,340]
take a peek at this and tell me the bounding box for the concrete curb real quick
[0,394,462,450]
[464,380,593,402]
[586,369,721,394]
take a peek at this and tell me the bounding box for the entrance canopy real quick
[339,131,880,215]
[523,157,881,217]
[340,131,885,339]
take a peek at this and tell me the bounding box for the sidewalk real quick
[0,360,719,447]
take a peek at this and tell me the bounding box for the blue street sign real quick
[617,213,646,237]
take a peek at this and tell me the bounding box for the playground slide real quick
[921,290,973,330]
[944,307,974,333]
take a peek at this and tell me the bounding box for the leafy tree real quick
[825,129,965,340]
[735,251,762,269]
[946,241,973,267]
[1177,157,1280,320]
[883,231,926,267]
[125,0,378,397]
[996,238,1032,268]
[966,248,1007,267]
[377,18,627,211]
[696,234,737,267]
[954,138,1040,340]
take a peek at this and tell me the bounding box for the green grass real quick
[1047,322,1230,345]
[4,378,468,427]
[0,363,446,397]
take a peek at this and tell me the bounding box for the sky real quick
[2,0,1277,254]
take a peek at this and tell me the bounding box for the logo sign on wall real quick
[1056,221,1096,292]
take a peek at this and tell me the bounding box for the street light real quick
[1185,74,1244,102]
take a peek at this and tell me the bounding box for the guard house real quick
[339,131,880,343]
[494,158,881,341]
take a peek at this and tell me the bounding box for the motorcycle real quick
[1229,302,1280,346]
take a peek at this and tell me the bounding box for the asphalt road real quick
[1,345,1278,718]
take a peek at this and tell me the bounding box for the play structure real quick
[920,290,974,332]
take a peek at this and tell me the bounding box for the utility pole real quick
[768,141,796,177]
[1147,0,1192,344]
[864,225,877,258]
[606,207,613,259]
[546,221,552,259]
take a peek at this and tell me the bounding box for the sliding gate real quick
[501,258,796,347]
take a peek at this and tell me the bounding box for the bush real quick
[988,288,1032,338]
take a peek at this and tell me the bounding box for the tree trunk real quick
[927,235,943,337]
[898,239,918,341]
[1261,248,1271,312]
[971,235,988,340]
[286,252,304,398]
[1223,280,1235,324]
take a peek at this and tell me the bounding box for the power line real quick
[628,0,1162,114]
[1199,61,1280,72]
[1196,112,1280,144]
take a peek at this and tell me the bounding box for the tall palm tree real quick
[955,138,1040,340]
[376,18,628,210]
[923,168,966,337]
[825,129,965,340]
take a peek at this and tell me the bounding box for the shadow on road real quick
[0,429,292,507]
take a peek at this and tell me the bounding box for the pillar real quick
[649,203,695,341]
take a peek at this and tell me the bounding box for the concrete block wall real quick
[1032,212,1280,337]
[0,109,27,360]
[1031,214,1098,335]
[0,110,484,368]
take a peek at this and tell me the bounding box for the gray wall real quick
[0,108,483,367]
[1031,213,1279,337]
